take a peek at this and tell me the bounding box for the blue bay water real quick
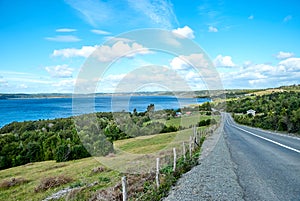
[0,96,209,128]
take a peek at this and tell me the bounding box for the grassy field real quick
[149,113,216,129]
[165,114,211,128]
[0,131,197,200]
[0,157,120,201]
[0,114,216,200]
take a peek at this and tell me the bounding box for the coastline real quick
[0,96,210,128]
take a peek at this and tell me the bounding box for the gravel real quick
[164,122,245,201]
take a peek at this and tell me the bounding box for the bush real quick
[34,175,73,192]
[0,177,29,189]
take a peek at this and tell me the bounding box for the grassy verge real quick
[131,137,204,200]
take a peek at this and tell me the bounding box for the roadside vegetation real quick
[222,85,300,134]
[0,103,215,170]
[0,130,207,200]
[0,102,220,200]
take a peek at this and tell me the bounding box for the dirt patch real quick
[34,175,73,192]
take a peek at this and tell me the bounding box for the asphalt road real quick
[224,113,300,201]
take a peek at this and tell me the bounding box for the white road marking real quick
[228,121,300,154]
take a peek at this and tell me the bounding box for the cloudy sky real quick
[0,0,299,93]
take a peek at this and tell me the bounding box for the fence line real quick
[121,124,218,200]
[173,148,177,172]
[122,176,127,201]
[156,158,160,189]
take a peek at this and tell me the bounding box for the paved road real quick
[224,113,300,201]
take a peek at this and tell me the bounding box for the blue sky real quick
[0,0,299,93]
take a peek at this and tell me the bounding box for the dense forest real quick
[0,103,213,170]
[226,91,300,134]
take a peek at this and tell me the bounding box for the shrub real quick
[0,177,29,189]
[34,175,73,192]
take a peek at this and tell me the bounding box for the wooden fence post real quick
[173,148,177,172]
[193,125,197,145]
[182,142,186,161]
[122,176,127,201]
[156,158,160,189]
[189,136,192,158]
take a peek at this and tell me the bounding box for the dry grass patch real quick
[0,177,30,189]
[42,164,67,172]
[91,166,106,174]
[90,173,155,201]
[34,175,73,192]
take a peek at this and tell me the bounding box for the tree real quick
[147,104,155,113]
[25,142,43,162]
[55,143,71,162]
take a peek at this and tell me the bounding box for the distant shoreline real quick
[0,91,211,100]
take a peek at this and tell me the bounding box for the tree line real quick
[225,91,300,134]
[0,103,214,170]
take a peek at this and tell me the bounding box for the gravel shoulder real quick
[164,119,244,201]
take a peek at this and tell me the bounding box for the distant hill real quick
[1,84,299,100]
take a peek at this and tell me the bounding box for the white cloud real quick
[93,41,151,62]
[214,55,235,67]
[52,45,98,58]
[248,15,254,20]
[65,0,178,29]
[208,26,218,32]
[64,0,111,27]
[249,79,266,85]
[243,61,252,67]
[45,35,81,42]
[170,54,209,71]
[56,28,77,32]
[170,57,190,70]
[0,76,8,86]
[91,29,111,35]
[52,41,151,62]
[0,71,52,84]
[127,0,179,29]
[220,58,300,88]
[172,26,195,39]
[100,66,200,93]
[278,58,300,72]
[254,64,275,72]
[169,54,218,90]
[51,79,75,92]
[45,64,74,78]
[8,77,52,84]
[19,84,28,89]
[97,74,127,92]
[52,79,75,87]
[283,15,292,22]
[104,37,134,43]
[103,74,126,82]
[276,51,294,60]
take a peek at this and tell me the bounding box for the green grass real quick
[0,157,120,201]
[0,114,218,201]
[115,128,200,154]
[165,114,211,128]
[149,114,215,129]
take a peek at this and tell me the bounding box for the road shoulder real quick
[164,120,244,201]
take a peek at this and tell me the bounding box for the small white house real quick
[175,112,182,117]
[247,109,256,116]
